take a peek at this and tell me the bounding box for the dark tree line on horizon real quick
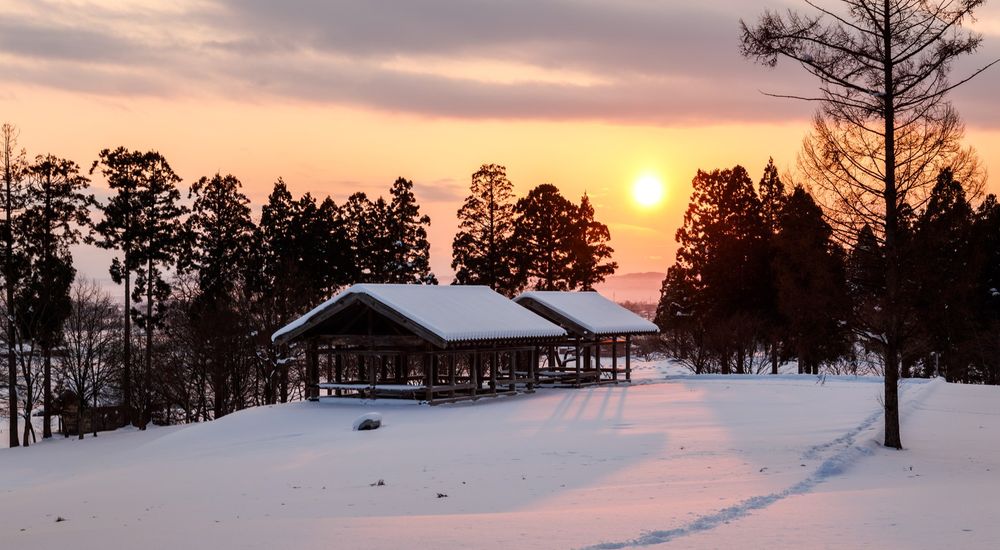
[0,134,618,447]
[656,160,1000,388]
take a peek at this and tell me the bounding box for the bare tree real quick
[1,123,25,447]
[58,279,119,439]
[741,0,997,448]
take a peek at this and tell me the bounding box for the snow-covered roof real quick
[272,284,567,346]
[514,291,659,336]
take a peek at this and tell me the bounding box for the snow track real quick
[582,378,938,549]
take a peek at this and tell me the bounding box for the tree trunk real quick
[770,340,779,375]
[881,1,902,449]
[123,267,132,426]
[42,348,52,438]
[4,160,17,448]
[77,389,85,440]
[143,257,154,430]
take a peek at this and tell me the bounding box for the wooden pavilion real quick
[513,291,659,386]
[271,284,567,404]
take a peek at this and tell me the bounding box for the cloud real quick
[1,0,998,126]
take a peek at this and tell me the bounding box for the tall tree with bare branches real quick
[1,123,25,448]
[741,0,997,448]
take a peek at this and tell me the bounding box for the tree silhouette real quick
[511,184,578,291]
[741,0,996,448]
[1,123,25,448]
[570,193,617,290]
[21,154,92,437]
[452,164,520,295]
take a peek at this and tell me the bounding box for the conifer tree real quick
[452,164,519,295]
[658,166,769,374]
[384,177,436,284]
[912,169,976,380]
[131,152,186,428]
[570,193,617,290]
[92,147,144,421]
[511,184,579,291]
[772,187,849,375]
[21,154,92,437]
[93,148,186,426]
[183,174,255,417]
[757,159,786,374]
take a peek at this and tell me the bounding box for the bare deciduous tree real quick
[59,279,119,439]
[741,0,997,448]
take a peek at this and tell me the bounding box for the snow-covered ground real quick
[1,361,997,549]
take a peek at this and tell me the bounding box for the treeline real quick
[1,125,617,447]
[656,159,1000,385]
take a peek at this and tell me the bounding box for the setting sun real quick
[632,174,666,208]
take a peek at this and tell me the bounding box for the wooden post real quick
[612,336,619,383]
[625,335,632,382]
[307,340,319,401]
[335,352,343,397]
[449,353,457,398]
[595,338,602,381]
[490,350,498,395]
[369,355,377,399]
[424,353,434,403]
[325,346,333,396]
[528,348,536,392]
[471,352,479,397]
[575,339,582,387]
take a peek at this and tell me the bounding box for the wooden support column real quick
[595,338,602,380]
[625,335,632,382]
[471,352,479,397]
[369,356,377,399]
[575,339,582,387]
[490,350,498,395]
[449,353,457,398]
[612,337,619,383]
[527,348,537,392]
[307,340,319,401]
[334,352,343,397]
[325,346,333,396]
[424,353,434,403]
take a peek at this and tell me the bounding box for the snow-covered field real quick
[1,362,998,549]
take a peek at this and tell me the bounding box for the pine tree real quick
[384,177,436,284]
[511,184,579,291]
[183,174,255,418]
[911,169,976,380]
[20,154,93,438]
[92,147,145,422]
[131,152,186,428]
[250,180,299,404]
[342,192,378,283]
[660,166,769,374]
[93,148,186,426]
[772,186,849,375]
[452,164,520,294]
[757,159,786,374]
[569,193,617,290]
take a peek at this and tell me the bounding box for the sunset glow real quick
[0,0,997,292]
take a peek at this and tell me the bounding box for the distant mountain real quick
[594,272,663,304]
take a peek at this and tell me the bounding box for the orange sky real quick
[2,1,999,296]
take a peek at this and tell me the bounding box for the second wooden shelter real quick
[513,291,659,386]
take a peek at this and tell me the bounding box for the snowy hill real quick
[1,362,998,549]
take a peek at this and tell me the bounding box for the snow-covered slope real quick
[1,364,997,549]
